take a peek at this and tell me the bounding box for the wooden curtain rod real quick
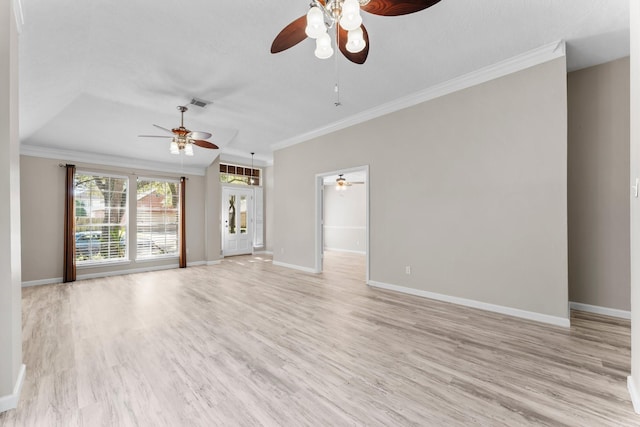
[58,163,189,180]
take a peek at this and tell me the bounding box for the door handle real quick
[633,178,639,198]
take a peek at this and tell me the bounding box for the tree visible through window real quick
[136,178,179,259]
[74,172,128,263]
[219,163,261,186]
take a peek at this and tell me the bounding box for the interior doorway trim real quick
[315,165,370,282]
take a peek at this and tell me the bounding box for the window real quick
[75,172,128,264]
[220,163,261,186]
[136,178,179,259]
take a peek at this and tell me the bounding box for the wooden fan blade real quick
[361,0,441,16]
[138,135,173,138]
[338,24,369,64]
[271,15,308,53]
[153,124,175,134]
[192,140,219,150]
[188,131,212,140]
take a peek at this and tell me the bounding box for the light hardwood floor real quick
[0,252,637,426]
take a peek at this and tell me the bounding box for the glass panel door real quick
[222,187,254,256]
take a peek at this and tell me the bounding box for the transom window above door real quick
[220,163,260,186]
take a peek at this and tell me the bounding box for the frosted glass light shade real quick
[305,6,326,39]
[340,0,362,31]
[170,140,179,154]
[314,32,333,59]
[346,27,366,53]
[184,143,194,156]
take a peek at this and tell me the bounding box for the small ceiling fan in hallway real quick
[139,106,219,156]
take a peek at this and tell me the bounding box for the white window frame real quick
[135,177,180,261]
[74,171,129,266]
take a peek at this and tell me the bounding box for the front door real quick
[222,187,253,256]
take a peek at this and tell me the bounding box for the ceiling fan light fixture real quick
[336,174,347,190]
[315,32,334,59]
[346,27,366,53]
[184,143,194,156]
[340,0,362,31]
[272,0,442,65]
[305,6,326,39]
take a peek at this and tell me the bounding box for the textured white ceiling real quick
[19,0,630,170]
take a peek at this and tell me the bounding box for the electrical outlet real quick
[405,265,411,275]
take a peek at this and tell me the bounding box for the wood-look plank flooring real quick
[0,251,637,426]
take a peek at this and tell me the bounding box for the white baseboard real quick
[253,251,273,255]
[569,301,631,320]
[0,364,25,413]
[272,261,318,274]
[368,280,570,328]
[23,261,208,286]
[187,261,206,267]
[324,247,366,255]
[629,376,640,414]
[206,260,221,266]
[22,277,63,288]
[77,262,199,280]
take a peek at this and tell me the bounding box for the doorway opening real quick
[315,166,369,282]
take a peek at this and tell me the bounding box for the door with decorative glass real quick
[222,187,254,256]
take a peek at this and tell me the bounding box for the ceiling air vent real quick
[190,98,210,108]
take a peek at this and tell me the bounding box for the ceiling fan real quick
[138,106,219,156]
[271,0,441,64]
[335,173,365,190]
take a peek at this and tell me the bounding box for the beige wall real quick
[0,0,23,406]
[20,156,210,282]
[264,165,274,253]
[568,57,630,311]
[274,57,568,319]
[323,183,366,253]
[205,158,222,263]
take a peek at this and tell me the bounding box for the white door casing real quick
[315,165,370,282]
[254,186,264,248]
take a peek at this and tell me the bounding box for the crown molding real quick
[271,40,566,152]
[220,150,272,167]
[20,144,208,176]
[220,147,273,167]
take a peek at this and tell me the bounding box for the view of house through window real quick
[74,172,128,264]
[136,178,179,259]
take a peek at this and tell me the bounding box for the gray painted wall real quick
[568,57,630,311]
[20,156,211,282]
[323,183,366,253]
[0,0,23,404]
[274,57,568,319]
